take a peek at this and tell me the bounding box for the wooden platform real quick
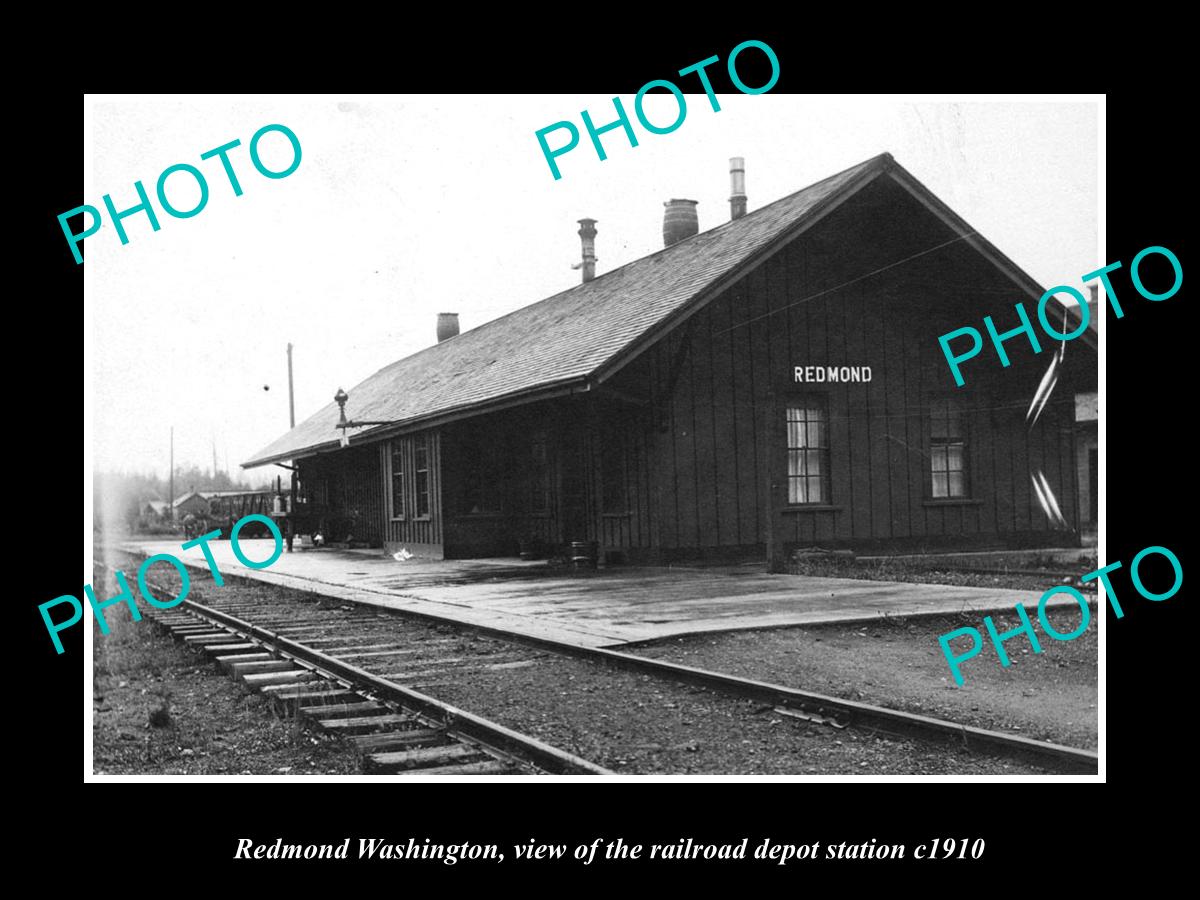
[120,541,1073,649]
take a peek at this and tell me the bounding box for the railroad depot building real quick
[243,153,1096,567]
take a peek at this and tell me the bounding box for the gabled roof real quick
[244,152,1069,468]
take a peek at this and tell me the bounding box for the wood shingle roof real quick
[243,153,901,467]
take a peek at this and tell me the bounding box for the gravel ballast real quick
[97,550,1087,774]
[629,607,1098,751]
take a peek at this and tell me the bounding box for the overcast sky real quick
[85,95,1098,484]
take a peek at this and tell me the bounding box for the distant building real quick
[141,499,170,520]
[172,490,211,517]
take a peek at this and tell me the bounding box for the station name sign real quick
[794,365,873,383]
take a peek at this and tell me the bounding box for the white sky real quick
[85,95,1098,482]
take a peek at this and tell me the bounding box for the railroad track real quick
[118,557,1097,775]
[135,587,612,776]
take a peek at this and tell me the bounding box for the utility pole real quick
[286,344,297,552]
[287,342,296,428]
[169,426,175,523]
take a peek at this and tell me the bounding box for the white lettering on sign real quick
[794,365,872,383]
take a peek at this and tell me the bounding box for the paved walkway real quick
[116,541,1072,649]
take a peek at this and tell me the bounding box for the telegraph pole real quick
[169,426,175,523]
[287,342,296,428]
[286,344,297,552]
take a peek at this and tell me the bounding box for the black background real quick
[23,21,1187,887]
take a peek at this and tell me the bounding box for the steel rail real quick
[195,590,1097,774]
[114,554,1098,774]
[172,597,614,776]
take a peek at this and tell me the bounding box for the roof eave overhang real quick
[240,375,593,469]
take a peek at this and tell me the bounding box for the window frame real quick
[413,434,431,520]
[927,396,970,500]
[785,395,832,507]
[388,441,406,521]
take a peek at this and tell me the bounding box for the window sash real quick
[929,399,968,498]
[390,445,405,519]
[414,437,430,518]
[786,402,830,505]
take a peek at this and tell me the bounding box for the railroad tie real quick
[269,688,360,711]
[352,729,447,753]
[317,713,414,735]
[182,633,246,644]
[197,642,261,655]
[242,670,322,687]
[133,590,604,776]
[300,701,392,719]
[215,652,275,670]
[365,743,490,774]
[230,659,295,675]
[396,759,519,776]
[257,678,337,695]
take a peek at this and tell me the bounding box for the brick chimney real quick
[729,157,747,220]
[577,218,597,283]
[436,313,459,343]
[663,199,699,247]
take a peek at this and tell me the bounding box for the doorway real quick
[559,427,589,542]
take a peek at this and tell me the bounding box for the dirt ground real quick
[788,553,1099,593]
[91,567,361,775]
[630,605,1099,751]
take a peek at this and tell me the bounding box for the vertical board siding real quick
[620,176,1084,556]
[297,443,384,546]
[380,429,443,548]
[302,177,1086,560]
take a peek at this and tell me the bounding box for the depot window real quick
[786,400,830,505]
[389,442,406,519]
[930,398,968,498]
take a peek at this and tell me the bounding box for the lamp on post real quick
[334,387,350,445]
[333,387,398,447]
